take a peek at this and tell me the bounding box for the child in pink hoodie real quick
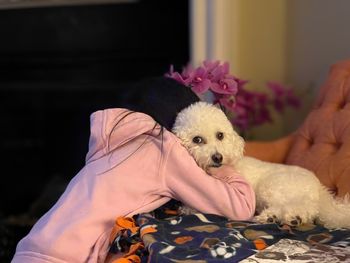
[12,77,255,263]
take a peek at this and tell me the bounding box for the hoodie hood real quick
[85,108,160,164]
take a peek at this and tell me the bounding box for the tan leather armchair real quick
[245,59,350,198]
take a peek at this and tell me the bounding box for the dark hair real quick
[101,77,200,172]
[119,76,200,130]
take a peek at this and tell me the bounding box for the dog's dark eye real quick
[216,132,224,141]
[192,136,204,144]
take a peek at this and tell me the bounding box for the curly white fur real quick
[172,101,350,229]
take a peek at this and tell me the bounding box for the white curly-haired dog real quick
[172,101,350,229]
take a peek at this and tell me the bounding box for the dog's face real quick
[172,102,244,170]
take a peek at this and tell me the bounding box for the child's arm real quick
[164,142,256,220]
[11,168,113,263]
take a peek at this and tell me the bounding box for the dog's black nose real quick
[211,153,223,164]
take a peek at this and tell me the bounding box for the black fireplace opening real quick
[0,0,189,259]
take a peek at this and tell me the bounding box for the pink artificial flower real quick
[231,87,273,131]
[165,60,301,134]
[273,98,285,112]
[267,81,286,96]
[209,63,239,95]
[234,77,249,90]
[267,81,301,112]
[236,90,256,110]
[256,92,268,105]
[191,79,212,94]
[210,77,238,95]
[189,66,212,94]
[181,64,195,82]
[254,106,272,125]
[233,104,249,117]
[232,116,250,132]
[217,95,236,112]
[210,61,230,80]
[203,60,221,73]
[286,88,301,108]
[165,65,190,86]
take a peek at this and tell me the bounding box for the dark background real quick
[0,0,189,260]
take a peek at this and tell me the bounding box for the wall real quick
[0,0,189,216]
[190,0,350,139]
[237,0,287,88]
[191,0,289,139]
[286,0,350,99]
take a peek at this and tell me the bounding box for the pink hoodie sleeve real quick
[164,141,256,220]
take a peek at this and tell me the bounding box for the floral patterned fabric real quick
[108,200,350,262]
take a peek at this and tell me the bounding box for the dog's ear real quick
[230,130,245,163]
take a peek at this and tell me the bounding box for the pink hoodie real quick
[12,108,255,263]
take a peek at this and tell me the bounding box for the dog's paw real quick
[280,213,314,227]
[281,215,303,227]
[254,209,281,224]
